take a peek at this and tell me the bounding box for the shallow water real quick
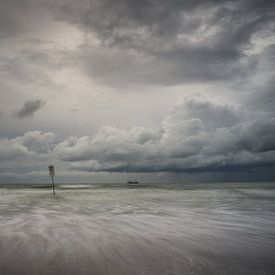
[0,182,275,275]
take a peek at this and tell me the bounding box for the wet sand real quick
[0,183,274,275]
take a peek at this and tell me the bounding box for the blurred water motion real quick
[0,182,274,275]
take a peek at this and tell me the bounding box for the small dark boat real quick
[127,180,139,184]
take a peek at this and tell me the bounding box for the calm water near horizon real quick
[0,182,274,275]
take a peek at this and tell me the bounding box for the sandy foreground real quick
[0,183,274,275]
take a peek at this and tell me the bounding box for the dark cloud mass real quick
[14,99,46,118]
[48,0,275,85]
[2,0,273,85]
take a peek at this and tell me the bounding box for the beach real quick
[0,182,274,275]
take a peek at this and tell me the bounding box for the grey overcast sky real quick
[0,0,275,183]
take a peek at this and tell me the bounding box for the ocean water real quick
[0,182,274,275]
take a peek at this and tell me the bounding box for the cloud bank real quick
[54,99,275,173]
[1,99,275,178]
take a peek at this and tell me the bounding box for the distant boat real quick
[127,180,139,184]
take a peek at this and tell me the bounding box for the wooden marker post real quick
[48,165,56,194]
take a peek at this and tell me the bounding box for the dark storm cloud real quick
[14,99,46,119]
[0,0,274,85]
[49,0,275,48]
[45,0,275,85]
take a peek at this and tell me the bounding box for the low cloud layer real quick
[14,99,46,119]
[1,99,275,179]
[55,99,275,173]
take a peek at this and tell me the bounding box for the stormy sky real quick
[0,0,275,183]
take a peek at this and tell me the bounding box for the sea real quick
[0,182,274,275]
